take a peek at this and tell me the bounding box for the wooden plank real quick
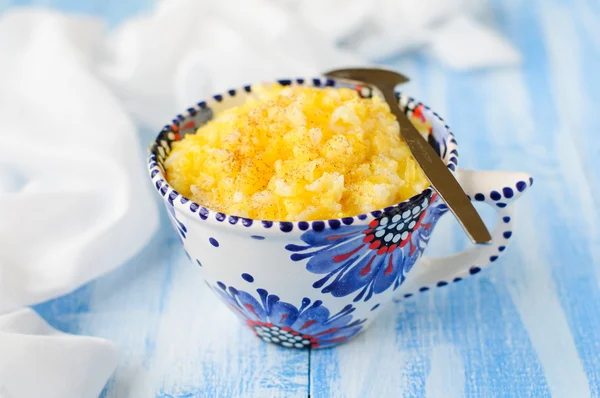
[526,0,600,395]
[5,0,152,27]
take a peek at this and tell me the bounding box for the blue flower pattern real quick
[213,283,366,348]
[287,191,446,302]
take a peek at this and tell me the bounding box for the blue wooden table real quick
[5,0,600,396]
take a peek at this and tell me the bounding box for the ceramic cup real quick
[148,78,532,349]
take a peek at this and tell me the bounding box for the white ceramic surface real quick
[148,78,532,349]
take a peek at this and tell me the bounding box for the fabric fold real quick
[0,309,118,398]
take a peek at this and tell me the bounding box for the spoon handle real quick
[380,89,492,245]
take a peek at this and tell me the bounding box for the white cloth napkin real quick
[0,309,118,398]
[0,1,520,397]
[0,9,156,398]
[99,0,362,128]
[285,0,521,66]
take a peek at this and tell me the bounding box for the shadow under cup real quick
[148,78,457,349]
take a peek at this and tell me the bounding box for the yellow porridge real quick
[164,84,431,221]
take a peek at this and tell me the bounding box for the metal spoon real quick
[324,67,492,245]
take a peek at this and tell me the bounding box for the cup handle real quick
[397,169,533,297]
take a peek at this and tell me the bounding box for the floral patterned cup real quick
[148,78,532,349]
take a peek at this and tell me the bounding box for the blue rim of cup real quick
[147,77,458,235]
